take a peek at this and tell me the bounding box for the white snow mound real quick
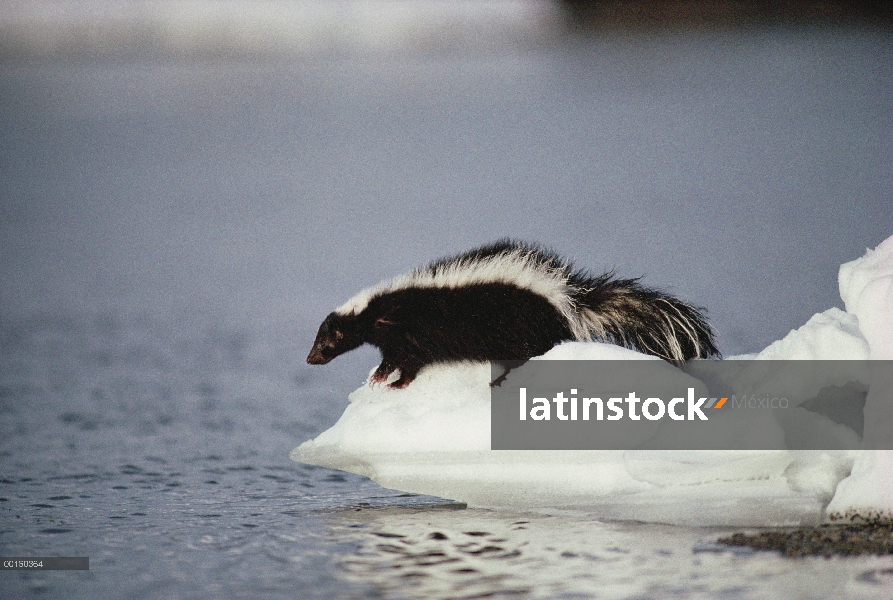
[292,233,893,525]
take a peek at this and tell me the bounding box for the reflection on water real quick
[333,507,893,599]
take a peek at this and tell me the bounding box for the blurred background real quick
[2,0,892,355]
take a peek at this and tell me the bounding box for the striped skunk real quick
[307,240,720,388]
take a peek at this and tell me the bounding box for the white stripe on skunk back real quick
[336,244,584,337]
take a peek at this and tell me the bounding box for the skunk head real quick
[306,312,366,365]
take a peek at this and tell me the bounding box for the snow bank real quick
[292,234,893,525]
[826,235,893,519]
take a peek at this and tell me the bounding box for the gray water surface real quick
[3,314,893,599]
[3,29,891,354]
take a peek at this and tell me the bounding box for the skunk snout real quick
[306,347,330,365]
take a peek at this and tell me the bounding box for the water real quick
[2,314,893,599]
[2,30,891,355]
[2,25,892,598]
[332,508,893,599]
[0,312,440,598]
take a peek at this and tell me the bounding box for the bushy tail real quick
[572,275,720,363]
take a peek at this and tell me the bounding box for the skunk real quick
[307,240,720,388]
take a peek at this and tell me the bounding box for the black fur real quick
[307,240,720,388]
